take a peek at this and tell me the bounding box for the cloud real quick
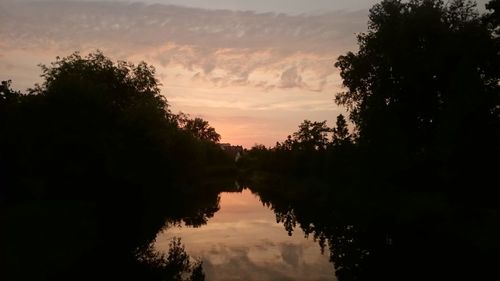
[2,1,366,50]
[0,1,366,92]
[280,66,303,88]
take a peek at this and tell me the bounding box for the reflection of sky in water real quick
[155,189,336,281]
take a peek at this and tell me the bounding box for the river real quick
[155,188,336,281]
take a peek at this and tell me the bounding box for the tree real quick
[332,114,351,147]
[6,51,183,195]
[177,114,221,143]
[0,51,230,281]
[33,51,170,119]
[335,0,500,181]
[337,0,497,138]
[292,120,330,150]
[332,1,500,279]
[0,80,19,104]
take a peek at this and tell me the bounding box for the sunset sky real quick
[0,0,490,147]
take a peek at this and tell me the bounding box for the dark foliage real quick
[0,51,235,281]
[240,1,500,280]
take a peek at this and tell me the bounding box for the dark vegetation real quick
[0,52,236,281]
[2,1,500,281]
[240,1,500,280]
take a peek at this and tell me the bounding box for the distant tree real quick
[184,117,221,143]
[292,120,330,150]
[331,114,351,147]
[250,144,267,152]
[176,113,221,143]
[275,135,293,151]
[0,80,19,104]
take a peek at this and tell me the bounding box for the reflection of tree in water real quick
[254,181,372,281]
[136,238,205,281]
[249,170,499,281]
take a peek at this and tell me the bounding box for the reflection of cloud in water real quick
[199,242,332,281]
[156,189,335,281]
[281,243,303,267]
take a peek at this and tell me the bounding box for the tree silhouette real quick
[292,120,330,151]
[0,80,19,104]
[0,51,236,281]
[332,114,351,147]
[335,0,500,193]
[176,113,221,143]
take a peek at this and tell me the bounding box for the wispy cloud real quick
[1,1,366,92]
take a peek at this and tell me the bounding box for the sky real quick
[0,0,491,147]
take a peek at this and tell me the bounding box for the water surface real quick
[156,189,336,281]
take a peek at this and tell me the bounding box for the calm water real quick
[155,189,336,281]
